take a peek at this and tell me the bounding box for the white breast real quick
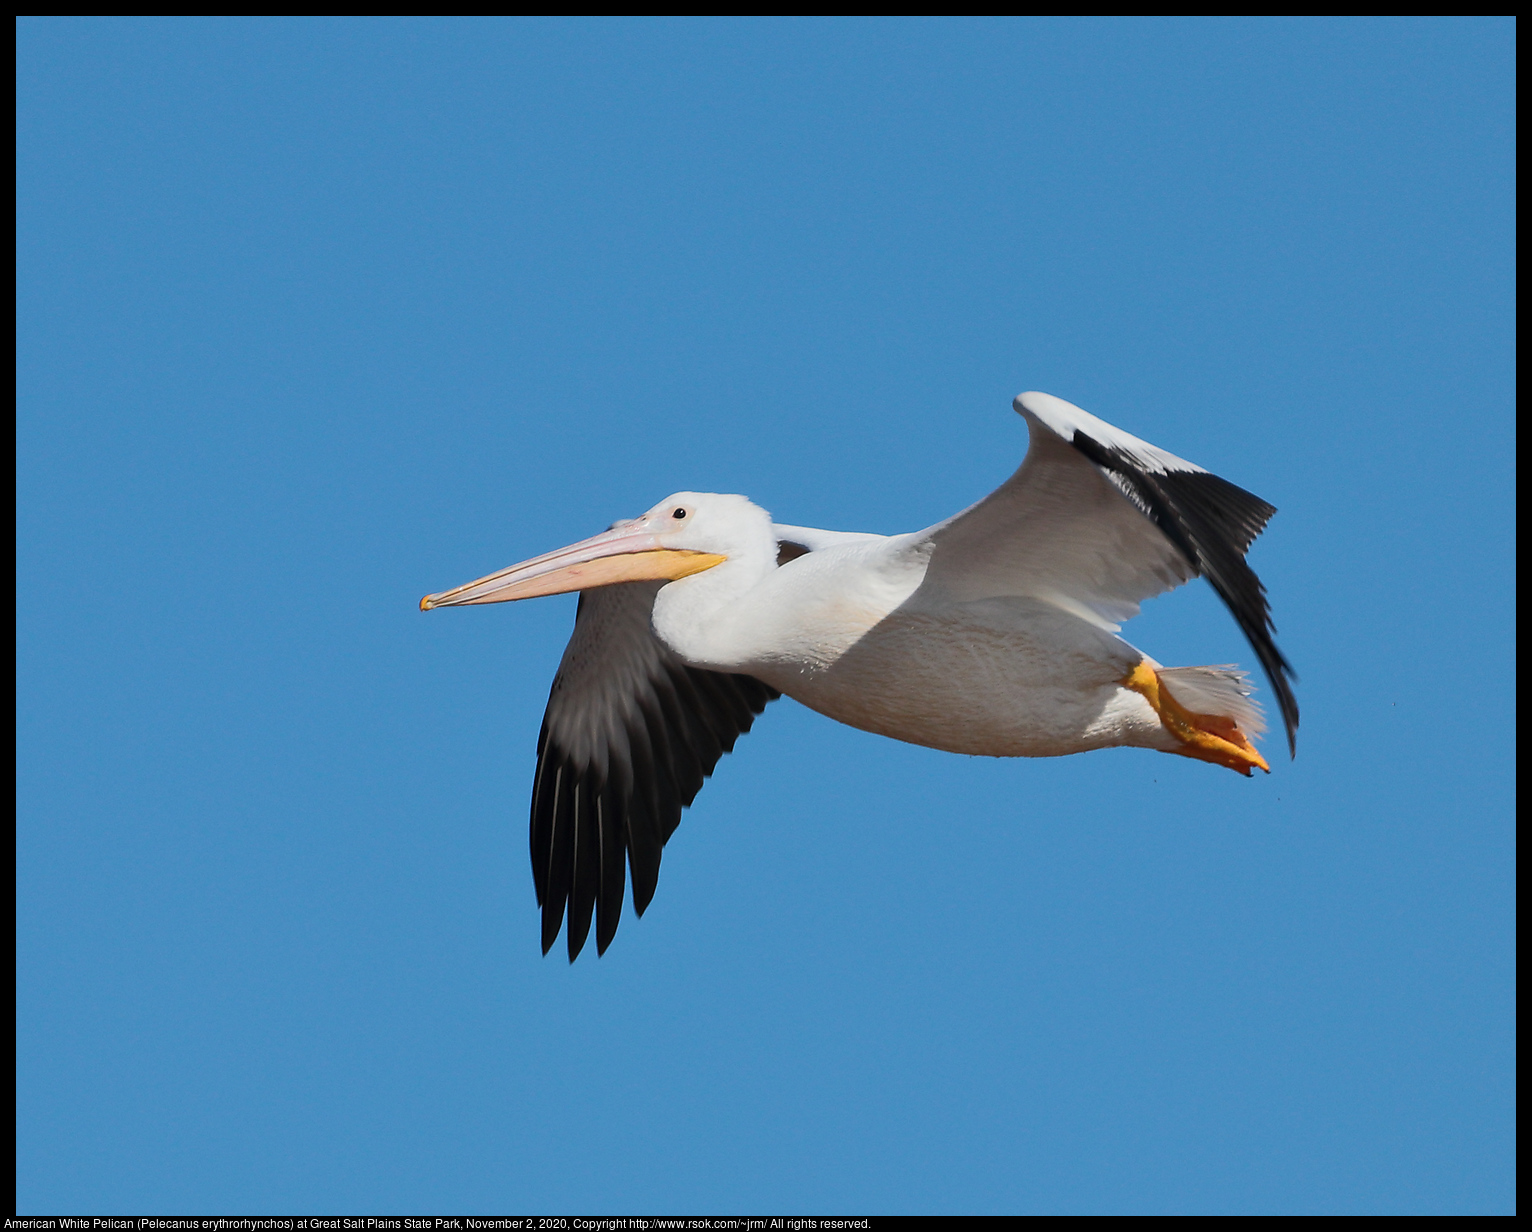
[737,553,1169,758]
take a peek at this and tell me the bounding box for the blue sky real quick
[16,17,1514,1215]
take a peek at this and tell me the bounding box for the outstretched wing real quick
[919,391,1297,754]
[531,580,778,960]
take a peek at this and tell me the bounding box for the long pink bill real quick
[420,524,724,610]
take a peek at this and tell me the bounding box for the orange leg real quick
[1121,662,1271,777]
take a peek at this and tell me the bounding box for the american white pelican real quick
[423,392,1298,959]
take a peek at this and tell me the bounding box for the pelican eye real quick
[673,508,687,519]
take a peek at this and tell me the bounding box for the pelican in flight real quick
[423,392,1297,960]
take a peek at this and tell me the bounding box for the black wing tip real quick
[1069,427,1300,762]
[531,671,780,961]
[566,911,593,961]
[540,901,563,956]
[1276,670,1300,760]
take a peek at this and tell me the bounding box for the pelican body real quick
[423,393,1298,960]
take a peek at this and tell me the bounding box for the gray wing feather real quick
[531,581,778,960]
[916,393,1297,752]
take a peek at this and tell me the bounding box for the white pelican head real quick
[420,492,774,610]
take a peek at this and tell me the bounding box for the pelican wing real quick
[920,392,1297,752]
[531,580,779,960]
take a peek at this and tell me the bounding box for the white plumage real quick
[422,392,1297,959]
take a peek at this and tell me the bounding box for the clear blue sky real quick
[16,17,1514,1215]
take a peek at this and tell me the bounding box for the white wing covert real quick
[532,581,778,960]
[919,392,1297,753]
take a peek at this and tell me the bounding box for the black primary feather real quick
[1069,429,1299,756]
[532,611,779,959]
